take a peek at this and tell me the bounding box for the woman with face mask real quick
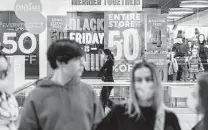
[96,60,181,130]
[189,73,208,130]
[0,53,19,130]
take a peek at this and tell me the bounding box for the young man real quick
[18,39,104,130]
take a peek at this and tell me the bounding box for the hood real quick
[36,77,81,88]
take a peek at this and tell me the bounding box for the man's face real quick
[59,57,84,78]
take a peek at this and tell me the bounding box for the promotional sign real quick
[0,11,39,79]
[70,0,142,12]
[47,12,104,78]
[104,12,145,79]
[146,15,167,51]
[145,51,168,81]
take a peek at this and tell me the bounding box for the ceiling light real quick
[167,15,182,19]
[167,18,176,21]
[168,8,194,15]
[180,0,208,8]
[167,19,175,22]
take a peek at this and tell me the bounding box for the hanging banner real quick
[146,15,167,51]
[47,12,104,78]
[104,12,145,79]
[0,11,39,79]
[69,0,142,12]
[145,52,168,82]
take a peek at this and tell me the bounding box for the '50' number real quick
[108,29,141,61]
[1,32,37,54]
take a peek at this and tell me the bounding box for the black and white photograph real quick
[0,0,208,130]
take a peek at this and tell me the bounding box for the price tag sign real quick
[104,12,145,79]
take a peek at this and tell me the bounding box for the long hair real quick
[198,34,206,44]
[198,73,208,130]
[103,49,114,64]
[124,60,163,120]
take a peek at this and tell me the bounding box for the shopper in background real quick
[188,49,204,81]
[177,30,183,39]
[96,61,181,130]
[18,39,104,130]
[98,49,115,113]
[190,73,208,130]
[172,36,188,81]
[198,34,208,72]
[193,28,200,41]
[168,52,178,81]
[0,53,19,130]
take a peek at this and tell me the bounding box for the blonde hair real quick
[124,61,163,120]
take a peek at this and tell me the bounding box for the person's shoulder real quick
[191,119,204,130]
[26,85,46,101]
[26,81,56,102]
[107,104,126,117]
[79,81,98,97]
[111,104,126,112]
[165,110,179,121]
[80,81,94,91]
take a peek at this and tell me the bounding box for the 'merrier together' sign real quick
[72,0,141,5]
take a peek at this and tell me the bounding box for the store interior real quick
[0,0,208,129]
[0,0,207,89]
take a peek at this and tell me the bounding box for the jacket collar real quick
[36,77,81,89]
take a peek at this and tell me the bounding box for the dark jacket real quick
[199,43,208,60]
[172,43,188,57]
[96,104,181,130]
[98,59,113,80]
[18,77,104,130]
[192,119,204,130]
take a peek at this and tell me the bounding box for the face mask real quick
[136,86,154,102]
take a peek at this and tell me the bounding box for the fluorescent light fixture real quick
[167,15,182,19]
[169,8,194,15]
[180,0,208,8]
[167,18,176,21]
[167,19,175,22]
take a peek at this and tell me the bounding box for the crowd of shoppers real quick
[168,28,208,82]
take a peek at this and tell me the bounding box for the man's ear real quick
[56,60,63,68]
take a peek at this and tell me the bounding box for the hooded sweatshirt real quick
[18,77,104,130]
